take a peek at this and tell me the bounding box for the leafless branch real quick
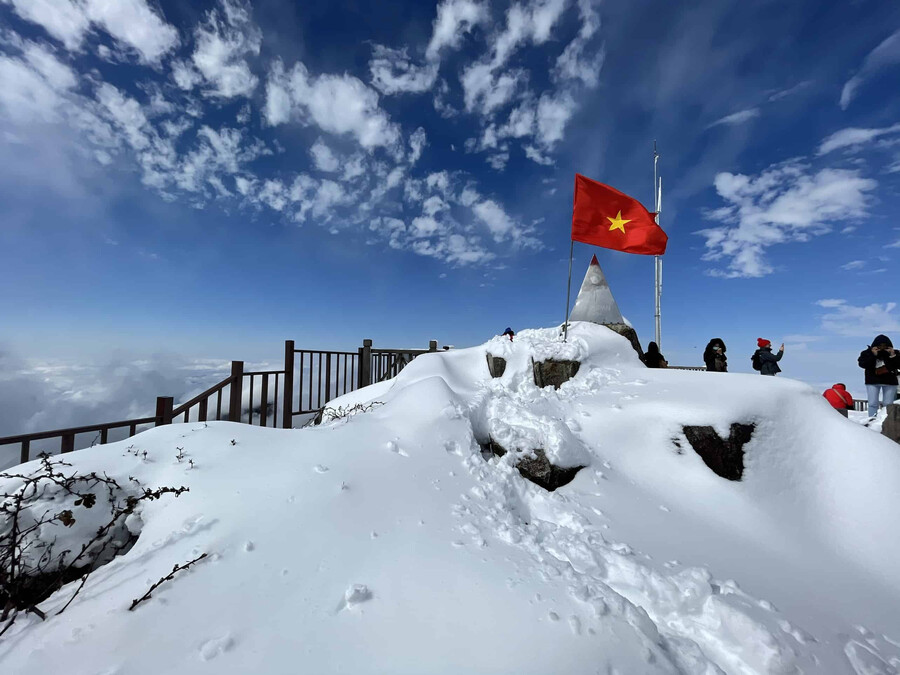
[128,553,208,611]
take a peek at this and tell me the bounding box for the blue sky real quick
[1,0,899,396]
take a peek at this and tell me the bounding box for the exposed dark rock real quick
[882,404,900,444]
[682,423,755,481]
[533,359,580,389]
[836,408,850,418]
[481,440,584,491]
[603,323,644,359]
[486,354,507,378]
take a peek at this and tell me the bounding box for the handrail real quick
[0,417,156,446]
[170,375,237,417]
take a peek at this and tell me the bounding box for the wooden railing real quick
[281,339,439,427]
[1,338,440,466]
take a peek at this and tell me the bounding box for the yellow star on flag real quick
[607,210,631,233]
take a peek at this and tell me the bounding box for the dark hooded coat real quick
[641,341,667,368]
[858,334,900,385]
[703,338,727,372]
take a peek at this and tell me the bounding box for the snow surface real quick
[2,323,900,674]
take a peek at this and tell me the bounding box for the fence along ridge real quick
[1,340,871,466]
[1,338,441,465]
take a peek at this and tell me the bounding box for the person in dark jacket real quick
[641,341,667,368]
[703,338,727,372]
[823,383,854,410]
[857,334,900,418]
[755,338,784,376]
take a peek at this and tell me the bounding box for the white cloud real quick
[767,80,812,102]
[816,299,900,337]
[369,46,439,95]
[535,91,575,148]
[707,108,760,129]
[0,44,77,123]
[309,138,339,172]
[265,60,402,155]
[422,195,449,216]
[485,152,509,170]
[1,0,90,51]
[411,215,442,237]
[818,123,900,155]
[83,0,179,64]
[426,171,453,195]
[553,0,603,86]
[840,29,900,109]
[461,64,526,114]
[3,0,178,64]
[841,260,865,271]
[698,161,878,278]
[524,145,554,165]
[368,0,488,96]
[426,0,489,61]
[171,60,202,90]
[409,127,427,164]
[472,198,515,241]
[341,154,366,181]
[191,0,262,99]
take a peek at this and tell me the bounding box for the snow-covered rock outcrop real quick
[2,323,899,674]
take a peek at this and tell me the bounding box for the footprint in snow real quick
[313,465,329,473]
[199,635,234,661]
[386,440,409,457]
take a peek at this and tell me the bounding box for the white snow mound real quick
[2,323,899,674]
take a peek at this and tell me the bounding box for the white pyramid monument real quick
[568,254,626,324]
[567,255,643,356]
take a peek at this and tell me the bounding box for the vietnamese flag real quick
[571,173,668,255]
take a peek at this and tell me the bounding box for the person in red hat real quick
[823,383,854,410]
[752,338,784,376]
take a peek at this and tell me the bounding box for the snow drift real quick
[1,323,899,674]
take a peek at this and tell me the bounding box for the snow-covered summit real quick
[2,323,900,674]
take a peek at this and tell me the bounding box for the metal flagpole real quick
[563,239,575,342]
[653,143,662,348]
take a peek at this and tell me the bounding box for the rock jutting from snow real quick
[682,423,755,481]
[485,354,507,378]
[882,404,900,444]
[602,323,644,358]
[533,359,580,389]
[482,440,584,491]
[567,256,643,358]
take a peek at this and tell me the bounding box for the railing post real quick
[429,340,438,352]
[60,433,75,454]
[155,396,174,426]
[260,374,269,427]
[20,439,30,465]
[325,352,332,404]
[283,341,294,429]
[359,339,372,388]
[229,361,244,423]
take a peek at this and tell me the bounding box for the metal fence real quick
[0,338,439,465]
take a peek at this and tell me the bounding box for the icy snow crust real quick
[2,323,900,674]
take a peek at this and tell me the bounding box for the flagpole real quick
[563,239,575,341]
[653,142,662,348]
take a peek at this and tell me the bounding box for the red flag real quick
[571,174,668,255]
